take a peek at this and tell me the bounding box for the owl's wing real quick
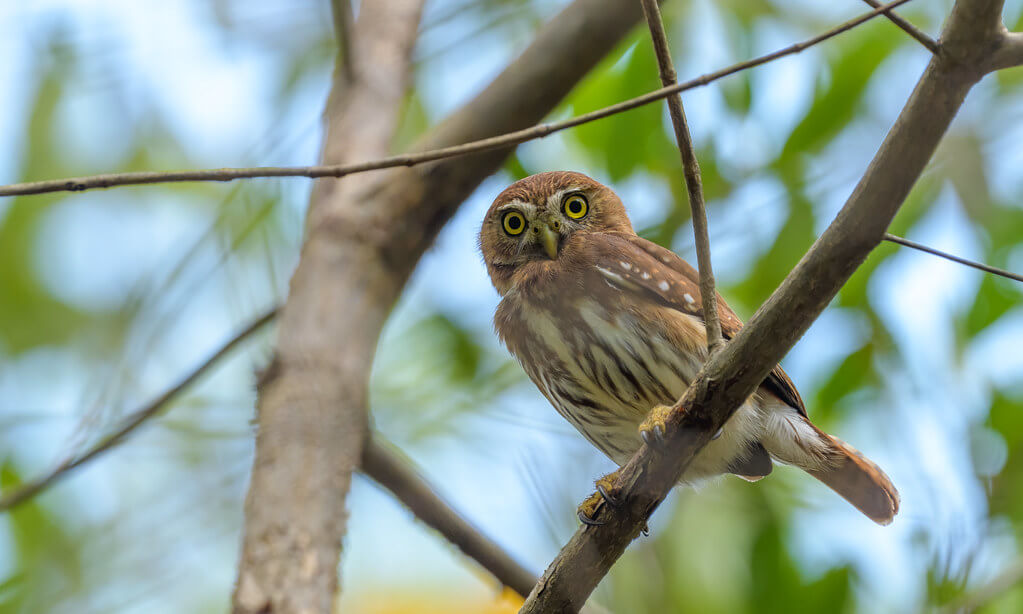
[595,232,807,417]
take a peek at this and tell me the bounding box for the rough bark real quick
[232,2,424,613]
[234,0,648,612]
[519,0,1012,611]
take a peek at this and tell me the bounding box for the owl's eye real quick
[563,194,588,219]
[502,211,526,236]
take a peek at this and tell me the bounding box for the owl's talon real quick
[639,404,675,450]
[577,470,624,526]
[577,508,606,526]
[596,483,622,509]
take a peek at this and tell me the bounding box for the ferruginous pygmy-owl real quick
[479,171,899,525]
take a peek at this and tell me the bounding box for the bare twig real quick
[0,307,277,512]
[639,0,722,353]
[859,0,940,53]
[360,436,537,596]
[519,0,1006,610]
[884,233,1023,283]
[0,0,916,200]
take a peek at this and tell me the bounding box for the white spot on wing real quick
[597,266,626,289]
[620,261,632,271]
[684,293,695,304]
[658,280,670,291]
[641,271,651,280]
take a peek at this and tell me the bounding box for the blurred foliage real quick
[1,1,1023,613]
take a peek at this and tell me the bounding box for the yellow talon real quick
[639,404,675,447]
[577,470,623,525]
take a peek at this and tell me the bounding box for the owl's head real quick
[479,171,633,294]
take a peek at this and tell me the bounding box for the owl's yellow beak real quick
[540,224,560,259]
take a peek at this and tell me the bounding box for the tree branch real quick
[639,0,722,353]
[0,0,916,200]
[232,2,425,612]
[883,233,1023,283]
[360,436,537,597]
[519,0,1006,611]
[362,436,617,613]
[986,30,1023,72]
[859,0,940,53]
[234,1,649,612]
[0,307,277,512]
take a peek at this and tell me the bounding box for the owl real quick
[479,171,899,525]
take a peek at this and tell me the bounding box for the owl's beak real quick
[540,224,560,260]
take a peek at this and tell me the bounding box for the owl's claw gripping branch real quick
[596,483,622,509]
[638,404,675,450]
[576,470,625,526]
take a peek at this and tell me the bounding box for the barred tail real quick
[808,435,900,525]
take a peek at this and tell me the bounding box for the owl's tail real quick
[807,434,900,525]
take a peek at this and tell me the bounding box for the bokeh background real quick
[2,0,1023,612]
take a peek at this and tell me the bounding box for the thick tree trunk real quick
[232,2,424,612]
[233,0,649,612]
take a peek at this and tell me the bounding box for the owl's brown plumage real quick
[480,171,899,525]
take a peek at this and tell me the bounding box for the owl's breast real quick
[496,288,705,463]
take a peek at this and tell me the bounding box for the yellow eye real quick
[563,194,588,219]
[502,211,526,236]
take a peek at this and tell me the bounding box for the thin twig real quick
[859,0,940,53]
[0,307,278,512]
[0,0,916,200]
[639,0,723,353]
[883,233,1023,283]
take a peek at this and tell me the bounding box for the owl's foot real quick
[639,404,676,449]
[577,470,623,526]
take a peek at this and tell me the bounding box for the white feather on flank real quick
[756,395,834,470]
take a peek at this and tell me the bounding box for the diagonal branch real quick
[859,0,939,53]
[519,0,1008,611]
[883,233,1023,283]
[360,436,538,597]
[361,436,622,613]
[0,307,277,512]
[0,0,917,200]
[639,0,722,353]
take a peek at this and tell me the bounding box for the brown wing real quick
[596,232,807,417]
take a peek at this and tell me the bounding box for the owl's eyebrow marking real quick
[497,200,535,213]
[547,187,585,208]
